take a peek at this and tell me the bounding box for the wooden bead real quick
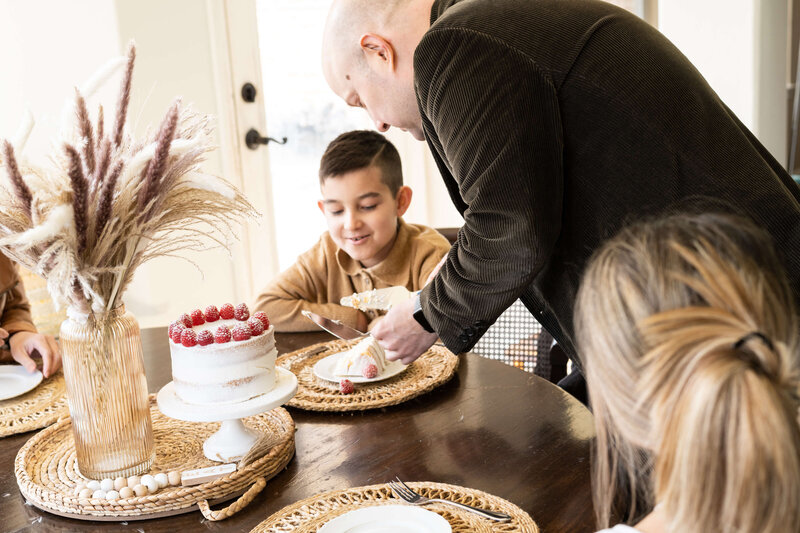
[73,483,87,496]
[140,474,155,485]
[78,488,93,499]
[100,478,114,492]
[127,475,141,488]
[119,486,134,498]
[106,490,120,500]
[154,473,168,489]
[92,489,107,499]
[143,478,159,493]
[114,477,127,491]
[86,480,100,491]
[167,471,181,486]
[133,484,148,497]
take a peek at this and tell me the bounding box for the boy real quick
[0,254,61,377]
[253,130,451,331]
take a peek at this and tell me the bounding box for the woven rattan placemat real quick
[14,395,295,521]
[251,481,538,532]
[277,340,459,411]
[0,369,69,438]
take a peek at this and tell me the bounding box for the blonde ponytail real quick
[576,212,800,532]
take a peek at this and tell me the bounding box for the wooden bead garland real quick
[72,470,181,501]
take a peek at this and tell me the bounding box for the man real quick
[322,0,800,398]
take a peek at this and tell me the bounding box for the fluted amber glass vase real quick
[60,305,154,479]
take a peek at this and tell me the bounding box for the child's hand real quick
[8,331,62,378]
[425,256,447,286]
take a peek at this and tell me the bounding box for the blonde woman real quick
[575,212,800,533]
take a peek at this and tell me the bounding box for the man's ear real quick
[359,33,395,72]
[395,186,412,216]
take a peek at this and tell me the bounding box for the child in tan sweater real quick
[253,130,451,332]
[0,254,61,377]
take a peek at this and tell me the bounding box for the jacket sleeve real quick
[251,243,363,332]
[0,261,38,336]
[414,28,564,354]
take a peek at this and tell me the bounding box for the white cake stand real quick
[157,367,298,463]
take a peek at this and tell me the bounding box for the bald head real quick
[322,0,434,139]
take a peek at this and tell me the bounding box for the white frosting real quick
[334,336,386,377]
[169,320,277,405]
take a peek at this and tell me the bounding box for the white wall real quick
[658,0,788,165]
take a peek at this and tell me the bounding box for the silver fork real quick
[388,478,512,523]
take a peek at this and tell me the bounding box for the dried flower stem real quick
[95,160,122,242]
[64,144,88,256]
[96,104,104,151]
[137,100,179,222]
[75,90,95,175]
[113,43,135,148]
[2,141,33,218]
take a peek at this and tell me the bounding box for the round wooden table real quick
[0,328,596,532]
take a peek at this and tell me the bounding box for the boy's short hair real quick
[319,130,403,195]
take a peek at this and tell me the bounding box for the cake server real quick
[340,286,417,310]
[301,310,369,341]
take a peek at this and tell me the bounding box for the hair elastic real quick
[733,331,775,352]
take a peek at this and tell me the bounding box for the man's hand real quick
[371,297,438,365]
[8,331,62,378]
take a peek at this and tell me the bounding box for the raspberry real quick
[362,364,378,379]
[219,303,235,320]
[197,330,214,346]
[178,313,193,328]
[247,318,264,336]
[205,305,220,322]
[231,324,252,341]
[190,309,205,326]
[168,321,179,337]
[181,329,198,347]
[253,311,270,330]
[169,323,185,343]
[234,303,250,321]
[214,326,231,344]
[339,379,354,395]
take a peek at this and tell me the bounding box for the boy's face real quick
[318,165,411,268]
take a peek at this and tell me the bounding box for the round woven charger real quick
[14,395,295,521]
[0,369,69,438]
[251,481,538,532]
[277,340,459,411]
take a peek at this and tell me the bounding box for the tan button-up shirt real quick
[252,220,451,332]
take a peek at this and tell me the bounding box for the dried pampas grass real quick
[0,42,256,317]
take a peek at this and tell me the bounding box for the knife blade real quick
[301,310,369,341]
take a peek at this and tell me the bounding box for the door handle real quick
[245,128,287,150]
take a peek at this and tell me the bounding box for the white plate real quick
[313,351,407,384]
[0,366,43,401]
[318,505,451,533]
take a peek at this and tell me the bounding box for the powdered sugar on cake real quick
[168,305,277,405]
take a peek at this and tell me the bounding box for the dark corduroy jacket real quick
[415,0,800,361]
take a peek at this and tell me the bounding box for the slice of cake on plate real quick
[168,303,277,405]
[334,336,387,379]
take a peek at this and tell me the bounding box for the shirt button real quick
[364,278,373,289]
[458,334,469,343]
[465,327,475,337]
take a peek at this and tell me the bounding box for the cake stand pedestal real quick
[157,367,297,463]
